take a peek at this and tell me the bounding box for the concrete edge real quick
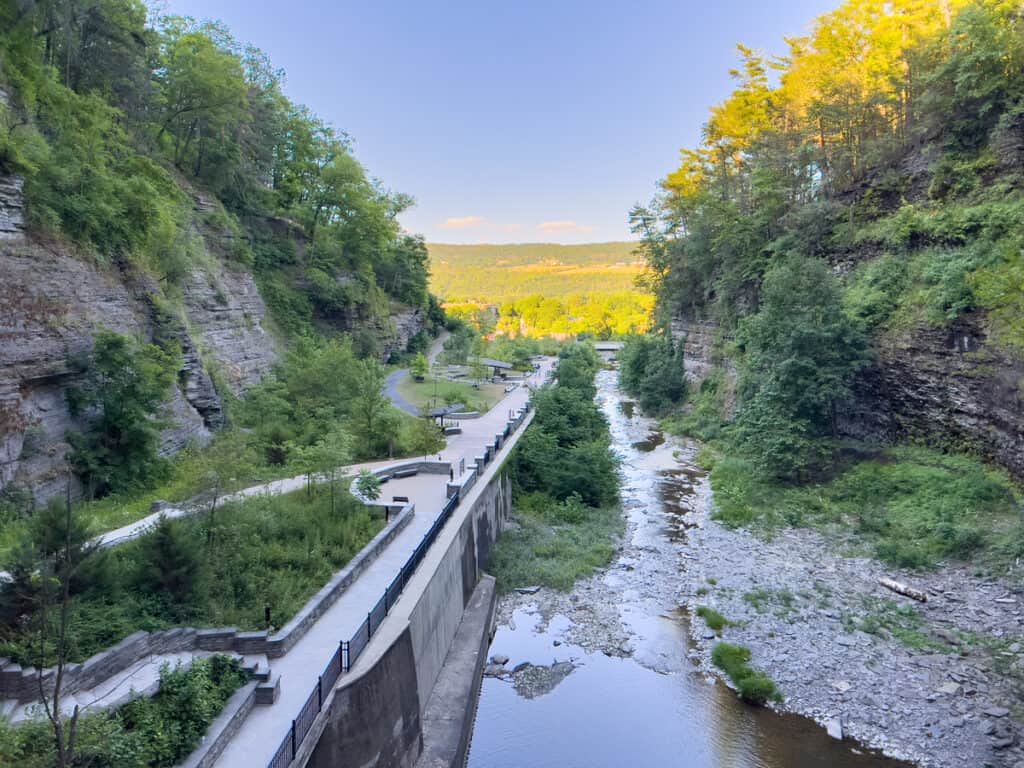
[3,502,417,701]
[268,502,416,656]
[177,680,258,768]
[415,575,497,768]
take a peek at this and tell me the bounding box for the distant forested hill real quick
[428,242,643,303]
[427,241,653,338]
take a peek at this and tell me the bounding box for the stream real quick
[466,368,911,768]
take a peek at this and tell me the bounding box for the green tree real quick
[137,516,203,616]
[289,426,352,513]
[410,352,429,381]
[735,256,868,477]
[619,333,687,414]
[154,19,250,184]
[66,330,180,498]
[355,470,381,502]
[348,360,391,456]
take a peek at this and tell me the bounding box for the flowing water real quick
[467,369,910,768]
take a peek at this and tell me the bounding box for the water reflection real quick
[468,369,911,768]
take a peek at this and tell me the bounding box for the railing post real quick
[342,640,349,672]
[318,675,322,709]
[291,720,297,759]
[367,610,373,637]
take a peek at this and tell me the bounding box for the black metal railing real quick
[266,405,531,767]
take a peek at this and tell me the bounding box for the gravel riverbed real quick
[493,382,1023,768]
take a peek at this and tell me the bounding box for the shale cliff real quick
[0,175,424,502]
[672,313,1024,483]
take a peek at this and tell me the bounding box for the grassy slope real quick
[0,486,384,664]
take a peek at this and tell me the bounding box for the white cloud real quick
[536,220,594,236]
[441,216,486,229]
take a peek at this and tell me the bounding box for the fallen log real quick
[879,577,928,603]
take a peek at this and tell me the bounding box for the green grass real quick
[708,445,1022,570]
[488,493,624,592]
[695,606,732,632]
[711,642,782,705]
[394,374,505,414]
[0,431,273,564]
[0,655,248,768]
[0,485,383,665]
[842,597,952,654]
[743,588,797,618]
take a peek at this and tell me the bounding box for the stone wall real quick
[0,504,414,702]
[298,419,523,768]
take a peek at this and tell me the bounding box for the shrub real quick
[66,329,181,498]
[695,605,730,632]
[711,642,781,705]
[0,655,248,768]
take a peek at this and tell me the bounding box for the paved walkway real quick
[1,348,551,759]
[215,356,554,768]
[383,330,452,416]
[6,649,243,723]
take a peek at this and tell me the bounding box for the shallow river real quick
[467,368,910,768]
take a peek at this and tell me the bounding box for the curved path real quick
[385,367,419,415]
[384,329,452,415]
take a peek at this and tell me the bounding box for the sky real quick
[163,0,839,244]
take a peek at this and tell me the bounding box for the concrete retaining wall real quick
[300,456,516,768]
[179,680,259,768]
[0,504,415,702]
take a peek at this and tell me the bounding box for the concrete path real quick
[7,650,246,723]
[384,367,419,415]
[215,357,555,768]
[383,330,452,416]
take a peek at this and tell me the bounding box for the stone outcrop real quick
[670,317,728,384]
[0,175,25,239]
[0,170,425,503]
[386,305,425,359]
[838,313,1024,480]
[0,199,278,502]
[180,259,277,395]
[0,240,160,499]
[673,313,1024,481]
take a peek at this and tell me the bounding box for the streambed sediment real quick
[470,368,1023,768]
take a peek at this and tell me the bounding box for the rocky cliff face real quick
[0,170,429,504]
[0,175,278,502]
[672,314,1024,481]
[838,314,1024,480]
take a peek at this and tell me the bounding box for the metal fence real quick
[266,405,530,768]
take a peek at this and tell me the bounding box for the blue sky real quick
[164,0,838,243]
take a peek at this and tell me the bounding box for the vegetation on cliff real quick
[624,0,1024,572]
[0,1,450,530]
[0,2,432,334]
